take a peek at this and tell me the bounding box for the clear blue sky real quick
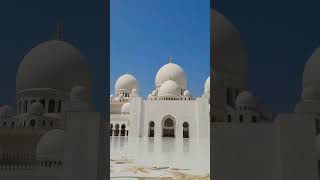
[110,0,210,98]
[214,0,320,114]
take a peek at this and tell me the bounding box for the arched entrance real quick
[183,122,189,138]
[120,124,126,136]
[149,121,155,137]
[114,124,120,136]
[162,116,175,137]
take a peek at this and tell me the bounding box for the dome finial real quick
[169,56,173,63]
[54,24,62,40]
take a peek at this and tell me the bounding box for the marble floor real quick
[110,137,210,180]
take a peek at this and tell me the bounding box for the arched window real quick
[50,121,53,127]
[40,99,46,110]
[149,121,155,137]
[57,100,62,112]
[48,99,55,113]
[23,100,28,113]
[227,114,232,122]
[30,119,36,127]
[42,120,46,127]
[252,116,257,123]
[18,101,22,113]
[121,124,126,136]
[163,118,175,137]
[183,122,189,138]
[114,124,120,136]
[239,115,243,123]
[3,122,6,127]
[11,122,15,127]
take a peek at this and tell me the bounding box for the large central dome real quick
[155,62,187,89]
[303,47,320,89]
[16,40,91,94]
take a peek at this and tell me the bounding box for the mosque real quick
[0,30,105,180]
[212,10,320,180]
[110,57,210,139]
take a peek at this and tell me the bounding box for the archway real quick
[149,121,155,137]
[114,124,120,136]
[162,116,175,137]
[120,124,126,136]
[183,122,189,138]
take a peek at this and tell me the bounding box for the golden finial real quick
[169,56,173,63]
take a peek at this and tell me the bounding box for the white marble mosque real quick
[109,57,210,139]
[211,9,320,180]
[0,32,103,180]
[1,7,320,180]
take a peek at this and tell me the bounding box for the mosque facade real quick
[0,35,104,180]
[110,57,210,139]
[212,10,320,180]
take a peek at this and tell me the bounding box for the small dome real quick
[155,62,187,89]
[29,102,45,114]
[115,74,139,93]
[121,102,131,114]
[303,47,320,89]
[183,90,191,97]
[158,80,181,97]
[16,40,91,94]
[236,91,256,107]
[36,129,65,161]
[131,88,138,96]
[148,94,152,99]
[119,93,124,99]
[302,86,320,101]
[151,90,157,96]
[110,95,114,98]
[205,76,210,92]
[70,85,89,101]
[0,105,14,118]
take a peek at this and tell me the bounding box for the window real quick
[57,100,62,112]
[183,122,189,138]
[252,116,257,123]
[23,100,28,113]
[18,101,22,113]
[30,120,36,127]
[121,124,126,136]
[239,115,243,123]
[48,99,55,113]
[42,121,46,127]
[227,115,232,122]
